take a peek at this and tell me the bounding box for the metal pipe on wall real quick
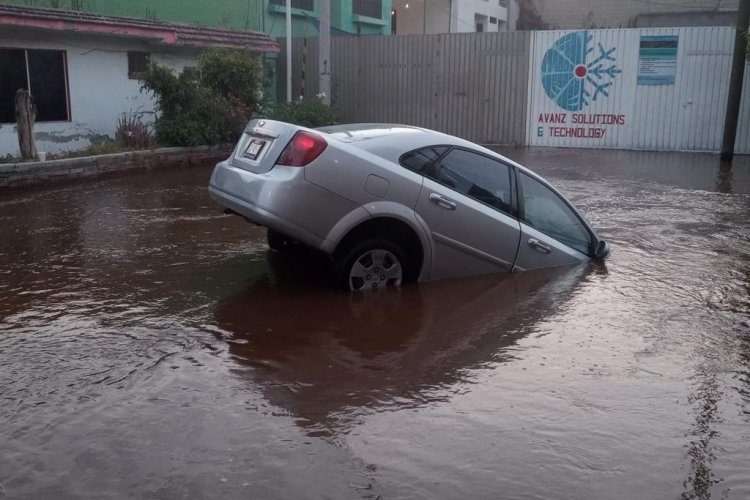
[286,0,292,102]
[720,0,750,161]
[319,0,331,105]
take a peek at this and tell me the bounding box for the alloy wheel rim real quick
[348,249,402,291]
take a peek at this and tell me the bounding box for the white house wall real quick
[393,0,508,35]
[450,0,508,33]
[0,32,196,156]
[527,27,749,153]
[393,0,451,35]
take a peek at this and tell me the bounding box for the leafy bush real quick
[139,49,263,147]
[267,99,336,128]
[115,112,154,150]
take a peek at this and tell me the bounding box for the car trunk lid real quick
[228,119,299,174]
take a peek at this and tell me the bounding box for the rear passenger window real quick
[399,146,449,174]
[434,149,513,215]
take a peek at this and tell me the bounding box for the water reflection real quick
[716,161,734,194]
[214,249,595,437]
[682,370,724,500]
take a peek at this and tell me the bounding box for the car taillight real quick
[276,131,327,167]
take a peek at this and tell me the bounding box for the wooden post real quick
[15,89,37,160]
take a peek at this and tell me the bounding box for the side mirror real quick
[594,240,610,259]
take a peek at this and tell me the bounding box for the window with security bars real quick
[353,0,382,18]
[0,48,70,123]
[127,52,150,79]
[270,0,314,11]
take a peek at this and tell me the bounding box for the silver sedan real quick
[209,120,609,291]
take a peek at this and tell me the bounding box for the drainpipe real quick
[720,0,750,161]
[319,0,331,105]
[286,0,292,102]
[449,0,456,33]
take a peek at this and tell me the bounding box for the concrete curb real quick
[0,145,233,190]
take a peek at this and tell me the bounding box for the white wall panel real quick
[528,29,639,149]
[528,26,748,153]
[630,27,734,151]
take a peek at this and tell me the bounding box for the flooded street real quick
[1,148,749,499]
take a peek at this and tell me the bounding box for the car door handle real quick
[429,193,457,210]
[528,238,551,254]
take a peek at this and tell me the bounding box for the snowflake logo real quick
[541,31,622,112]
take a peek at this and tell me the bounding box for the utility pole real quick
[286,0,292,102]
[319,0,331,105]
[720,0,750,161]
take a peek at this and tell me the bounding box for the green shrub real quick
[267,99,336,128]
[139,48,262,147]
[154,116,214,147]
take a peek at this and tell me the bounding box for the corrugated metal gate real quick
[279,28,749,153]
[279,32,531,146]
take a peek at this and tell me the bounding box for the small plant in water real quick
[115,112,155,150]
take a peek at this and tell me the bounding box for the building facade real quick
[392,0,509,35]
[516,0,739,30]
[0,0,393,36]
[267,0,392,37]
[0,5,277,156]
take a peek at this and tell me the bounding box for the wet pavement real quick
[0,148,749,499]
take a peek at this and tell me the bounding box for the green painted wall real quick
[2,0,392,103]
[1,0,392,36]
[2,0,263,31]
[265,0,392,38]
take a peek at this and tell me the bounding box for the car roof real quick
[317,123,478,163]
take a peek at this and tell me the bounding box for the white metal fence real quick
[280,27,750,153]
[279,32,531,146]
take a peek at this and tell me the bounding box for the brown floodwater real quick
[0,148,749,499]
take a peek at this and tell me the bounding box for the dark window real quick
[519,172,593,255]
[490,17,498,24]
[476,23,484,32]
[127,52,150,79]
[270,0,314,11]
[0,49,27,123]
[353,0,382,18]
[399,146,448,175]
[0,48,69,123]
[434,148,512,214]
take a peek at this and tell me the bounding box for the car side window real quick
[399,146,449,175]
[432,148,512,215]
[519,172,592,255]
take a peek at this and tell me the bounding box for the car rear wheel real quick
[266,228,291,251]
[334,239,406,292]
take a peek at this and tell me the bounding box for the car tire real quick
[266,229,291,251]
[333,238,408,292]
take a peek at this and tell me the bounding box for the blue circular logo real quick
[541,31,622,112]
